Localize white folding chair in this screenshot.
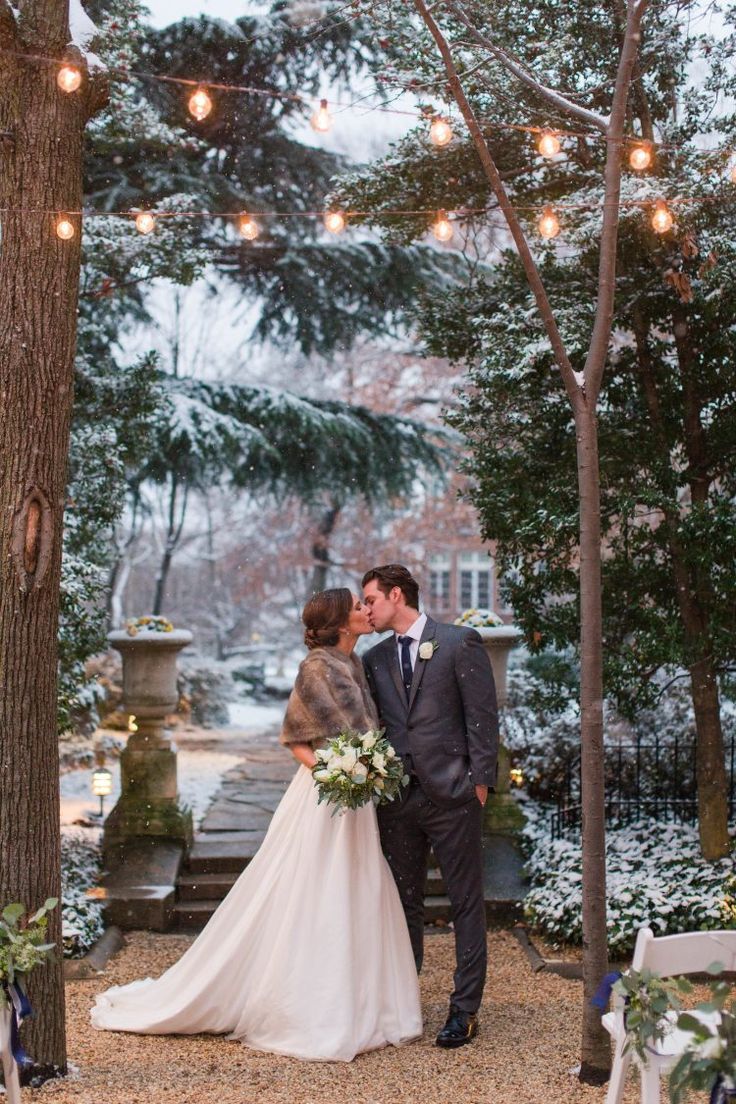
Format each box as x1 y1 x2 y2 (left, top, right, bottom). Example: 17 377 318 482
603 926 736 1104
0 1004 21 1104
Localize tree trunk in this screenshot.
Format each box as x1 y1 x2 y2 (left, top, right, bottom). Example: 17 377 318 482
309 502 341 597
575 403 611 1080
0 4 87 1074
632 309 730 859
152 474 188 615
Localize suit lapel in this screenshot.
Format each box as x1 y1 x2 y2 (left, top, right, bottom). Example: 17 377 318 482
408 616 437 713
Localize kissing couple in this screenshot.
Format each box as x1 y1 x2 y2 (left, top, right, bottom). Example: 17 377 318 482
92 563 499 1062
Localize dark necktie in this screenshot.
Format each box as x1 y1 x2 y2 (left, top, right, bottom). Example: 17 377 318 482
397 635 413 701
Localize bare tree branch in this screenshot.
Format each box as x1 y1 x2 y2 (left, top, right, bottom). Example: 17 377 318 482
443 0 610 133
583 0 649 403
412 0 584 407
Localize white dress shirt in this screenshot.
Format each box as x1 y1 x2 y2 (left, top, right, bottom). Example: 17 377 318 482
394 612 428 672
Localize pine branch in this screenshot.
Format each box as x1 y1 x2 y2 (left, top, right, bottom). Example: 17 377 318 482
442 1 610 133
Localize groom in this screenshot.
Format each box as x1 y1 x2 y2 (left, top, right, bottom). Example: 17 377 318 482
362 563 498 1049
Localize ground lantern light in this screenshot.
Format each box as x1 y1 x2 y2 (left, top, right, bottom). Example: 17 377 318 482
92 767 113 818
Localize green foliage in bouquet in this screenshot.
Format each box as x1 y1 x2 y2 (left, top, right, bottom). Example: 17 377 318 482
0 899 58 1003
311 730 409 814
670 981 736 1104
614 967 694 1061
614 964 736 1104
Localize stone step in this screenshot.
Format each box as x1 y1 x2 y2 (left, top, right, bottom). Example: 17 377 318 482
425 868 446 895
424 894 453 923
187 832 265 874
177 871 240 901
174 899 221 931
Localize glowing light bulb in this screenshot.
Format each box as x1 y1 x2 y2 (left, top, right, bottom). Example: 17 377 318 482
430 117 453 147
57 65 82 93
238 212 260 240
188 87 212 121
431 210 453 242
538 205 560 239
629 143 652 171
651 199 673 234
310 99 332 133
135 211 156 235
538 130 561 159
55 216 75 240
324 210 346 234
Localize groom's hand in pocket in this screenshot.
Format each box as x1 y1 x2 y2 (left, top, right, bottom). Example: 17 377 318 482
475 784 488 806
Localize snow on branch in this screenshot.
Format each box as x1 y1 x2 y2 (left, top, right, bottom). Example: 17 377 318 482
0 0 18 50
68 0 103 70
443 1 610 134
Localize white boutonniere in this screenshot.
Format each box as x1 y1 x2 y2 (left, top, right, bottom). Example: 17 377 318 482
419 640 439 661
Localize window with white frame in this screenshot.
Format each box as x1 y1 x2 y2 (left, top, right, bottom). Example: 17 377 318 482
458 551 493 610
428 553 451 610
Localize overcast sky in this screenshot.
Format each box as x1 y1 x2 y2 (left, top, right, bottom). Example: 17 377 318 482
146 0 248 26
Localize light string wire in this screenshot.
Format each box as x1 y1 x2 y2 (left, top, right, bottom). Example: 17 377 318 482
2 43 736 158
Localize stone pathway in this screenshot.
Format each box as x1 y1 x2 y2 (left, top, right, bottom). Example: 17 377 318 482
174 722 527 931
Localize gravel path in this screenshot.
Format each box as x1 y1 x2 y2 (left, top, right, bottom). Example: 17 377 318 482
29 929 632 1104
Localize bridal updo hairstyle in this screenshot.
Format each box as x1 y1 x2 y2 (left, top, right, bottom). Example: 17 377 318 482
303 588 353 650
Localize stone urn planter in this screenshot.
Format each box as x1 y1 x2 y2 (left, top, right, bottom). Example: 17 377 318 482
103 625 193 863
474 624 524 832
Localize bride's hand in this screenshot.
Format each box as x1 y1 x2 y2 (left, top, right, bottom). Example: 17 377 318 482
290 742 318 769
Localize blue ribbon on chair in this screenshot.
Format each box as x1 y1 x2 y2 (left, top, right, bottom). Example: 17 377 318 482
6 979 33 1068
710 1075 736 1104
590 970 623 1010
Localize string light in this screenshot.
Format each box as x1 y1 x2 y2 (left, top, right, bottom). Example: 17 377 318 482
651 199 674 234
431 209 453 242
55 216 75 240
538 205 560 239
629 142 652 171
135 211 156 235
323 210 346 234
310 99 332 133
538 130 561 159
429 116 453 147
238 211 260 240
188 87 213 121
57 65 82 93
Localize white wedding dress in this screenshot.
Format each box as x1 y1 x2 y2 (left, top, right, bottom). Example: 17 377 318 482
91 765 422 1061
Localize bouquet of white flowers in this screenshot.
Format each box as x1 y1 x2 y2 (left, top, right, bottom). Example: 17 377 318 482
311 729 409 814
454 607 504 628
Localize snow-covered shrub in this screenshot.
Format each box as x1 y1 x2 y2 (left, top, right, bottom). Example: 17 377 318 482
521 801 736 955
60 828 104 958
178 663 234 727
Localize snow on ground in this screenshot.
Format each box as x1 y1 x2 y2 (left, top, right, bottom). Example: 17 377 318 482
59 699 286 828
226 700 285 730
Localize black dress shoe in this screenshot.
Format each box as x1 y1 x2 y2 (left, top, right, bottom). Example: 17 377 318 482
435 1005 478 1048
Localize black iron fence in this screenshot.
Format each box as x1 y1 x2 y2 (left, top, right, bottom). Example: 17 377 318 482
550 734 736 839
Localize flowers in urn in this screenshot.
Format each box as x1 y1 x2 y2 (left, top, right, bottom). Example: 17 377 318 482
311 730 409 814
0 899 57 1003
124 615 174 637
454 608 504 628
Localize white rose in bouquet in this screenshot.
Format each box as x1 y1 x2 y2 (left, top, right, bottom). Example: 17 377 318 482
351 762 369 784
361 731 377 750
313 768 333 782
371 751 387 774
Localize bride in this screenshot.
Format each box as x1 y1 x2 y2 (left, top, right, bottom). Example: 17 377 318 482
91 588 422 1062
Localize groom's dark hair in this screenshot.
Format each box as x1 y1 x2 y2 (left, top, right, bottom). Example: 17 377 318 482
362 564 419 610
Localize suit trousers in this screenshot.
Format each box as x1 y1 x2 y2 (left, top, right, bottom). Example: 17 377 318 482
377 780 487 1013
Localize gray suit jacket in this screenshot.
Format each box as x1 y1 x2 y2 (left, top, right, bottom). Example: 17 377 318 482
363 616 499 808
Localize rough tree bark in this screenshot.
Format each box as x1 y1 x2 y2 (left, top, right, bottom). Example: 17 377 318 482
0 0 106 1074
631 308 730 859
411 0 649 1081
309 501 341 596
